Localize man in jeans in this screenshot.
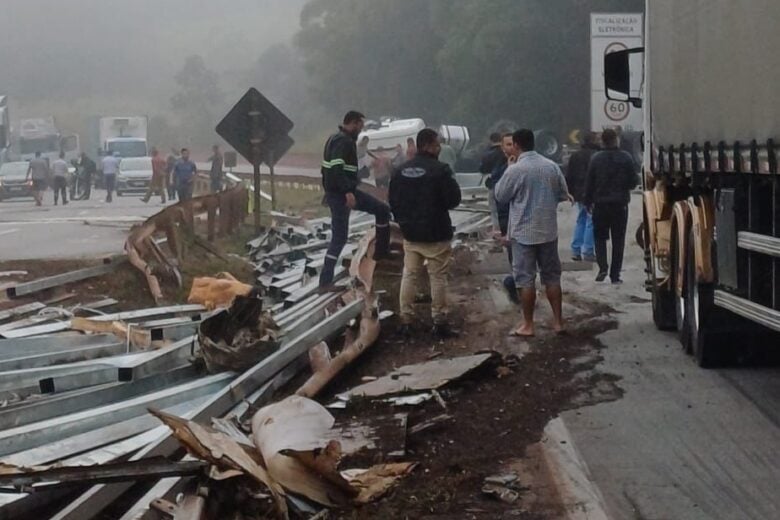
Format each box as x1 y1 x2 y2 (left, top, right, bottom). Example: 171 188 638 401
51 152 69 205
495 129 572 337
101 152 120 203
26 151 49 207
584 128 638 284
173 148 197 202
319 111 390 291
389 128 462 338
565 131 600 261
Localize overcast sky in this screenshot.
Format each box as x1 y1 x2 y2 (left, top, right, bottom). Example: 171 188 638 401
0 0 306 123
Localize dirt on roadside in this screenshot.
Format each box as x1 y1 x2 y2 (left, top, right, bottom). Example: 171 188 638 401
316 261 622 520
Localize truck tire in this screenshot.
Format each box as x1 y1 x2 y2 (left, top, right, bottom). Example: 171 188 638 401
647 222 676 330
685 227 723 367
671 231 691 350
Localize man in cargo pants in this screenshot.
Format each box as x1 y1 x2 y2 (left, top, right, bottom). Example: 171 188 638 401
319 111 391 292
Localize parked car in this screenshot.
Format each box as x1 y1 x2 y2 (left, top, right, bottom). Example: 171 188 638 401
116 156 153 196
0 161 33 201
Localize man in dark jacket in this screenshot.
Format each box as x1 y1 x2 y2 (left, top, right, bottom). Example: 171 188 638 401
77 152 96 200
584 129 639 284
389 128 462 338
565 132 600 261
491 133 518 303
481 132 504 231
320 111 390 290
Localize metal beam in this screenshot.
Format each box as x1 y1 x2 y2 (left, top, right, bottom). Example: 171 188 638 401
0 334 117 360
0 458 207 489
1 305 206 339
118 336 197 382
6 259 126 299
0 302 45 322
0 372 234 456
0 365 198 430
0 342 125 372
49 298 365 520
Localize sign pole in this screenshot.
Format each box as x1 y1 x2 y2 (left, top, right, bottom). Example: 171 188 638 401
249 103 263 234
269 150 277 211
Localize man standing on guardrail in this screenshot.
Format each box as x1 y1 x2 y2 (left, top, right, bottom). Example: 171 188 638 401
319 111 391 292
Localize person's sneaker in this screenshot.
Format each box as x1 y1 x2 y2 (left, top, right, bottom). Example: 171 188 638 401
432 323 460 339
611 278 623 285
503 275 519 304
571 254 582 262
595 271 608 282
583 254 597 262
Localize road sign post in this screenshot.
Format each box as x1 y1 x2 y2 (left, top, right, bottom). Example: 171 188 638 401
216 88 294 233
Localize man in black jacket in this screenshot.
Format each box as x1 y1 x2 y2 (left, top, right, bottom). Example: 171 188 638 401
565 132 600 261
320 111 391 290
584 129 639 284
389 128 462 338
481 132 504 231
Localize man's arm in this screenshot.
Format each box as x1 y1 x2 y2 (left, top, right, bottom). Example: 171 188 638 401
583 155 597 208
441 165 462 210
494 164 518 205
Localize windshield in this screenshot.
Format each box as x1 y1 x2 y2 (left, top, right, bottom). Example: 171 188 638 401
0 162 30 177
108 141 147 158
120 157 152 171
20 136 59 155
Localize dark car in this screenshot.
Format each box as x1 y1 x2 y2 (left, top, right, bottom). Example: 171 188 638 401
0 161 33 201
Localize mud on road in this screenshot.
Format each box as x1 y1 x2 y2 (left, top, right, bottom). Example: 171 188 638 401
317 261 623 520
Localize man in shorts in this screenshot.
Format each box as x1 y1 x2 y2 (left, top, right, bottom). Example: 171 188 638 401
495 129 572 336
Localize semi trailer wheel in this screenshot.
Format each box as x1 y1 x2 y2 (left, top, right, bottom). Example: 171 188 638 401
645 210 676 331
685 227 723 367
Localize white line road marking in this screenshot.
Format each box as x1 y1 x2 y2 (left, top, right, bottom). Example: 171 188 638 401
0 229 19 237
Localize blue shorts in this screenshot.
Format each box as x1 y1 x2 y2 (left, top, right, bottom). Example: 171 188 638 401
512 239 562 288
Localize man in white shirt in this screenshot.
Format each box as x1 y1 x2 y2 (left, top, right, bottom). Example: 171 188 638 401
101 152 120 203
51 152 69 205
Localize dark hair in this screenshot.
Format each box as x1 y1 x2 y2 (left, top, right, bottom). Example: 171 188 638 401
343 110 365 125
489 132 502 144
583 131 598 145
502 132 513 140
59 152 65 159
512 129 535 152
181 148 189 153
601 129 618 147
416 128 439 151
35 151 41 157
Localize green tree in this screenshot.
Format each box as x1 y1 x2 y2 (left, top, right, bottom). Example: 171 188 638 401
170 55 225 148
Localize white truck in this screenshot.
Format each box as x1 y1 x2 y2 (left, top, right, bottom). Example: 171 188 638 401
99 116 148 158
18 116 80 164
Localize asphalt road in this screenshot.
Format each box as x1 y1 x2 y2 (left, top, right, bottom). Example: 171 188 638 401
556 197 780 520
0 189 164 260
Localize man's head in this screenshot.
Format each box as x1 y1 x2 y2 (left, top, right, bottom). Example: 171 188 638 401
59 152 65 159
583 131 598 147
212 144 220 154
416 128 441 158
601 129 618 148
181 148 190 160
81 151 87 159
501 133 514 158
489 132 502 146
341 110 365 137
151 147 159 157
35 151 41 158
406 137 415 147
512 129 535 155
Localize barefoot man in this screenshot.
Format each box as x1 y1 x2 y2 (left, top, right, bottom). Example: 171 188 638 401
495 129 572 336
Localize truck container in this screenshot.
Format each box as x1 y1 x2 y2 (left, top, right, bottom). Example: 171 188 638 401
98 116 148 158
605 0 780 366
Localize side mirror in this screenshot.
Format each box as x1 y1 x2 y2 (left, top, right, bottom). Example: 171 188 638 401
604 47 644 108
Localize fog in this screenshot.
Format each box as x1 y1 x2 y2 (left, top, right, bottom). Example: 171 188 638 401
0 0 307 149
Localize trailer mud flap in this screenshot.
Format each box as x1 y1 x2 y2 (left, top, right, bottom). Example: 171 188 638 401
715 189 738 290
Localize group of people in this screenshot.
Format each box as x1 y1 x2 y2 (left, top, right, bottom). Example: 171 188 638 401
23 145 224 207
319 111 637 338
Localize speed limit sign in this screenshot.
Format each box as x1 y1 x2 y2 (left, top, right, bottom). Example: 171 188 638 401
604 100 630 122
